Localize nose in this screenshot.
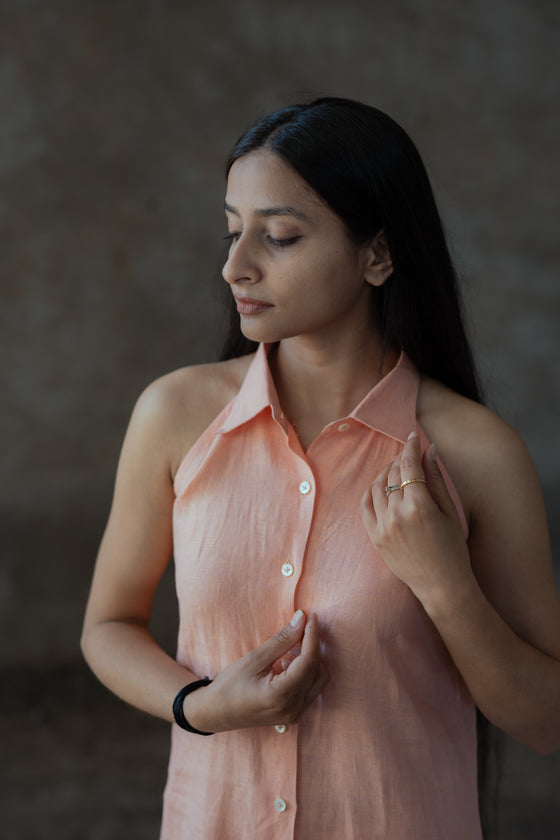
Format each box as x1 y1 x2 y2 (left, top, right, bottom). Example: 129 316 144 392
222 235 261 286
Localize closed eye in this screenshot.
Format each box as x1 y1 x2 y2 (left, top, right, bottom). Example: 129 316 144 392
265 235 301 248
223 233 301 249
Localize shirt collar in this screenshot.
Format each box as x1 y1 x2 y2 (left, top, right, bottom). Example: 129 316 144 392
349 350 418 443
217 343 284 434
216 343 418 444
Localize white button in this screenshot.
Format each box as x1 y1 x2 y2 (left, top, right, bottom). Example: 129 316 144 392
338 422 350 431
299 480 311 495
274 798 287 813
281 563 294 577
275 724 287 733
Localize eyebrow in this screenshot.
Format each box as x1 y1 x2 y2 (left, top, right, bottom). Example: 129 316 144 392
224 201 310 222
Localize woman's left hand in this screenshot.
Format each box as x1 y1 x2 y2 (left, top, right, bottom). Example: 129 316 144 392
360 431 475 610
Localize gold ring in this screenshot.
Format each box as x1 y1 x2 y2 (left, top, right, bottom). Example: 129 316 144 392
400 478 426 490
385 484 402 497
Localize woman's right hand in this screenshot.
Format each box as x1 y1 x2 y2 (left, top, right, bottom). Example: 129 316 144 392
183 610 330 733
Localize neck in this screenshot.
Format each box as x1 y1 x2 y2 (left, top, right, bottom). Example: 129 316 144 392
268 328 399 446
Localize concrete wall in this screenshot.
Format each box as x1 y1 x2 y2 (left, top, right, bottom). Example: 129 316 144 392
1 0 559 834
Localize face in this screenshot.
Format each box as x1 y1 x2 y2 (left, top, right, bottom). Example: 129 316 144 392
223 150 387 347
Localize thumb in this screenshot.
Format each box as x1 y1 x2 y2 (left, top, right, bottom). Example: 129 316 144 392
251 610 306 673
422 444 458 519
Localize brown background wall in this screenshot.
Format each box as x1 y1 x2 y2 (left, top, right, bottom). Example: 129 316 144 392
2 0 559 837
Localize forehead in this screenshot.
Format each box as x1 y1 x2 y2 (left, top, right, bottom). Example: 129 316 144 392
225 150 324 213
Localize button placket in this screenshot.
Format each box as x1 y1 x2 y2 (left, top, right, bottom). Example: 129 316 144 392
280 473 314 582
267 457 312 833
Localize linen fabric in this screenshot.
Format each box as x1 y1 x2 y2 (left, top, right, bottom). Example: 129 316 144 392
160 344 482 840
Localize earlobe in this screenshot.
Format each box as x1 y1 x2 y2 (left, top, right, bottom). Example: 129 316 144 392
366 257 393 287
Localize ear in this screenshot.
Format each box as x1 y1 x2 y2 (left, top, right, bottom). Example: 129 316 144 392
364 229 393 287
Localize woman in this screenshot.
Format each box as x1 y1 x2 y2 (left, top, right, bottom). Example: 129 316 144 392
81 98 560 839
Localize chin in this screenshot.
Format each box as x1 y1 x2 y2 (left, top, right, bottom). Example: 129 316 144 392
239 320 286 345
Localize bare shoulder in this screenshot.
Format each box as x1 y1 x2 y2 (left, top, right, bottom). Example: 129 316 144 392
418 378 559 658
417 377 537 521
132 354 255 477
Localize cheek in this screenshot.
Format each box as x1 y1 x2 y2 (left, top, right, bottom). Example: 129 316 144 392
315 266 364 309
273 245 362 311
316 244 362 284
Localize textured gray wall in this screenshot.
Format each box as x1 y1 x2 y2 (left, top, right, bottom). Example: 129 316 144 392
2 0 560 667
1 0 559 835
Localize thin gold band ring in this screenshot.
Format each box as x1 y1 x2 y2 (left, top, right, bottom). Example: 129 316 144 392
400 478 427 490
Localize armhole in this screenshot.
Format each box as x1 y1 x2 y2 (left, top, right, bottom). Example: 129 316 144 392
173 398 235 496
172 353 257 497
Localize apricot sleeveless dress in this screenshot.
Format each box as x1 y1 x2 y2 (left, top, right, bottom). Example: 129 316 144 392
160 344 482 840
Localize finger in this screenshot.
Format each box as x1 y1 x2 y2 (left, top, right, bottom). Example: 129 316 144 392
302 660 330 708
278 644 301 672
299 621 330 701
275 616 329 720
422 443 460 520
251 610 306 674
284 613 321 682
360 481 377 527
272 645 299 674
385 457 402 505
271 655 294 675
299 612 320 660
370 462 392 514
271 659 285 676
277 659 330 724
399 430 427 495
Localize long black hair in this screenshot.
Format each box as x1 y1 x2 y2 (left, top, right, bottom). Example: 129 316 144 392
219 97 500 835
220 96 482 405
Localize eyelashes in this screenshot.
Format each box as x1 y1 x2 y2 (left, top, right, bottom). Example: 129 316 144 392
223 233 301 249
267 236 301 248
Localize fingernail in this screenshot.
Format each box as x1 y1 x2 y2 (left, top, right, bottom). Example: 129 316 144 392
290 609 304 627
429 443 437 460
408 430 417 440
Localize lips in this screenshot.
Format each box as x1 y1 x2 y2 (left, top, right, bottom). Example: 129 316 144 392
233 295 274 315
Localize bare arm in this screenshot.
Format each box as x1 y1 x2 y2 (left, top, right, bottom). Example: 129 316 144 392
361 426 560 754
81 371 328 731
81 377 196 721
